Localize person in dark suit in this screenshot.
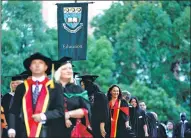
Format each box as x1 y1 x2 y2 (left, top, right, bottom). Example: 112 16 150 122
174 112 190 138
78 74 110 138
1 72 30 138
8 52 64 138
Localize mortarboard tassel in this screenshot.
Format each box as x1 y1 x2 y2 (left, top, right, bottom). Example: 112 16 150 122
50 63 55 89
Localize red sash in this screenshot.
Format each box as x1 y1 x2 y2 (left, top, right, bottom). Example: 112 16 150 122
109 100 121 137
109 100 129 137
22 78 50 137
120 107 129 116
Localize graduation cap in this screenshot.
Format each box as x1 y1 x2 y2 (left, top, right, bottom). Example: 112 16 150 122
12 70 31 81
23 52 52 75
77 75 99 82
73 72 79 77
53 56 73 71
1 71 31 81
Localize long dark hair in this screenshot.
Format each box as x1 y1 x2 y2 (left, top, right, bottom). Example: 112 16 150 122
81 80 101 96
107 84 122 101
129 96 140 109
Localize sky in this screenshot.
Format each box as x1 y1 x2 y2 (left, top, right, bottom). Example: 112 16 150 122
42 1 115 34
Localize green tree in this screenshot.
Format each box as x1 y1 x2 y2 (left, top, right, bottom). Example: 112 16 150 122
91 2 133 46
74 36 116 92
1 1 57 94
91 1 190 100
128 81 190 121
91 1 190 120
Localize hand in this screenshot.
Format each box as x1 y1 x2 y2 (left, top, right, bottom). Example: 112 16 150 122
100 127 106 138
111 118 114 122
125 121 131 129
65 112 70 120
65 119 72 128
145 132 149 137
32 114 41 122
126 125 131 129
8 132 15 138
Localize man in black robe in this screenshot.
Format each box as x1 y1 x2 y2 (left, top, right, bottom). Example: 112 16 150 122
150 112 167 138
174 112 190 138
8 52 64 138
139 101 158 138
78 75 110 138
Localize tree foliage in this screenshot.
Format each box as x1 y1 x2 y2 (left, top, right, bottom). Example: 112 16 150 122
128 81 190 121
74 36 116 92
1 1 58 94
91 1 190 120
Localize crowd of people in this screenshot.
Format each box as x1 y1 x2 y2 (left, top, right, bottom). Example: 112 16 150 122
1 52 191 138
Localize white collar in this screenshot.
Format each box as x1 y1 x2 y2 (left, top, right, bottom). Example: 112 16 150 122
9 92 15 96
180 120 188 123
32 76 45 82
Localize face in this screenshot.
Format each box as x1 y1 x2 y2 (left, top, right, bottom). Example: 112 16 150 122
81 81 85 89
123 94 131 101
29 59 48 75
130 98 137 108
181 115 186 121
167 122 173 130
139 102 146 111
60 63 73 80
110 86 120 99
11 81 22 91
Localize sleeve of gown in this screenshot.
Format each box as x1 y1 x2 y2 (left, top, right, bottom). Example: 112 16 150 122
9 84 25 130
159 124 167 138
173 123 179 137
98 93 109 123
1 95 7 109
141 109 147 125
44 83 64 120
121 99 129 121
79 97 91 117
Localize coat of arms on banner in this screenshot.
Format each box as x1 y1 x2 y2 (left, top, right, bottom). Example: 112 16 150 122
63 7 83 33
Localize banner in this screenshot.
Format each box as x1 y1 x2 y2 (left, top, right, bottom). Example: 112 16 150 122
57 3 88 60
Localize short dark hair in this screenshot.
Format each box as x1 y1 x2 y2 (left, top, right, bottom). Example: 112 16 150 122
107 84 122 101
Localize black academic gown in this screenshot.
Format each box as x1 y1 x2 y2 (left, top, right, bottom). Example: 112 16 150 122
49 83 91 138
155 121 167 138
1 93 22 138
129 107 147 138
8 80 64 138
91 92 110 138
145 112 157 138
109 99 134 138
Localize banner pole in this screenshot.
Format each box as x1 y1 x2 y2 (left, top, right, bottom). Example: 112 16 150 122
55 2 94 5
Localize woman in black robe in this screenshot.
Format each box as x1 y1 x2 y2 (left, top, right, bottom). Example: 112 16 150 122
1 72 29 138
49 57 92 138
107 84 133 138
129 97 149 138
78 75 110 138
